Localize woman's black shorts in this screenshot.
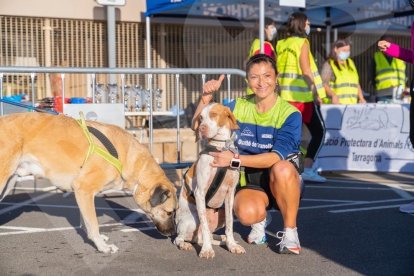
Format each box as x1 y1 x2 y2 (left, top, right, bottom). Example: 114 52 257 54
235 167 304 210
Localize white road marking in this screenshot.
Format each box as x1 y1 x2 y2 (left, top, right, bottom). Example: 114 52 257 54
327 177 414 186
0 193 55 215
299 198 411 210
0 225 80 235
0 225 46 231
0 221 145 236
123 211 146 222
302 198 368 203
121 226 156 232
329 204 404 213
306 185 391 191
0 202 143 212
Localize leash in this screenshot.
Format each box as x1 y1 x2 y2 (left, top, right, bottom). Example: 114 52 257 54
0 98 59 115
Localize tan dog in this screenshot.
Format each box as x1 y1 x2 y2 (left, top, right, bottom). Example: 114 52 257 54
0 112 177 253
174 103 245 258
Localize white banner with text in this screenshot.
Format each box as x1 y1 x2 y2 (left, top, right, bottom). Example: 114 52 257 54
315 104 414 172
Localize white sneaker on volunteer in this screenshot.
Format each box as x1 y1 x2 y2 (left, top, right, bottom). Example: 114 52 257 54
301 168 326 183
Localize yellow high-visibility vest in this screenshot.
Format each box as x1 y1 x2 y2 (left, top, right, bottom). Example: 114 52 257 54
328 58 359 104
276 36 326 102
374 51 406 91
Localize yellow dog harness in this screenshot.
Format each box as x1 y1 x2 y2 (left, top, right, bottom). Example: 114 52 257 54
77 113 123 174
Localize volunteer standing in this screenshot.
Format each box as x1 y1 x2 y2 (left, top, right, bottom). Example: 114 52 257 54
276 12 327 182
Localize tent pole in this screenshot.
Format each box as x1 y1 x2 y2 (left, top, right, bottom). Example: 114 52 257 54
146 16 152 70
260 0 264 53
325 7 331 57
107 5 116 85
326 25 331 56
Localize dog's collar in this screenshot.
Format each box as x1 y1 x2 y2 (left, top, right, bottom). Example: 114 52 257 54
207 133 238 153
207 138 227 148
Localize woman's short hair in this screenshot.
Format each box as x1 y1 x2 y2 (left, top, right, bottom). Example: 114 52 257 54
246 53 277 75
286 12 308 37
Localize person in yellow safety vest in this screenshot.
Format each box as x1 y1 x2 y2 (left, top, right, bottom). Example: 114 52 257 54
321 39 367 104
246 17 277 95
276 12 327 183
371 35 407 103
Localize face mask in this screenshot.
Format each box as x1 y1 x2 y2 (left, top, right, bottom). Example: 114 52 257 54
267 25 277 41
305 25 311 36
338 51 350 60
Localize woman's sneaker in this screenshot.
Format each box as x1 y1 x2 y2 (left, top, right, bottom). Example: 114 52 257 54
247 212 272 245
399 202 414 214
276 227 301 255
301 168 326 183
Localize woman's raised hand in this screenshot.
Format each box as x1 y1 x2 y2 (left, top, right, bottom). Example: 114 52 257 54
377 40 390 52
203 74 225 95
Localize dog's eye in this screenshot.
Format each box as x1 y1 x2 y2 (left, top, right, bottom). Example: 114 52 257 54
166 211 173 216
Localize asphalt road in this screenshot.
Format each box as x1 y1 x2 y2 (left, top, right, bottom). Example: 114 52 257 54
1 172 413 275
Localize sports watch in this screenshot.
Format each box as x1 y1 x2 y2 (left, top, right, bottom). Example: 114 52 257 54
230 153 241 169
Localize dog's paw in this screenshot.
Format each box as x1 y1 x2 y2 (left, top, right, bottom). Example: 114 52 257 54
174 237 194 251
228 243 246 254
177 241 194 251
94 238 119 254
199 247 215 259
98 243 119 254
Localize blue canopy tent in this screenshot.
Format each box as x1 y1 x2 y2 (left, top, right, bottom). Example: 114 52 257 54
146 0 414 29
145 0 414 66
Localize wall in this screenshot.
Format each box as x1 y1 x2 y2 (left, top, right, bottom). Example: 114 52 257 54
1 0 146 22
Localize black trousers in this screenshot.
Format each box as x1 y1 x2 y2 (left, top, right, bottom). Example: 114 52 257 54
305 103 326 161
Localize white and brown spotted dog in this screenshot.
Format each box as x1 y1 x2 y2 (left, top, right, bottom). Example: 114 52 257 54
174 103 245 259
0 112 177 253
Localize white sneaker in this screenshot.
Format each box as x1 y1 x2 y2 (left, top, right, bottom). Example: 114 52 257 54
277 227 301 255
399 202 414 214
247 212 272 245
301 168 326 183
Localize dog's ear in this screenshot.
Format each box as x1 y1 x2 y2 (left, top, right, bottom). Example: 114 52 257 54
224 106 239 130
192 114 201 142
149 186 170 207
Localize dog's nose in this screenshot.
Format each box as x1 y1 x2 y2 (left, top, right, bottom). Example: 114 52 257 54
199 124 208 137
